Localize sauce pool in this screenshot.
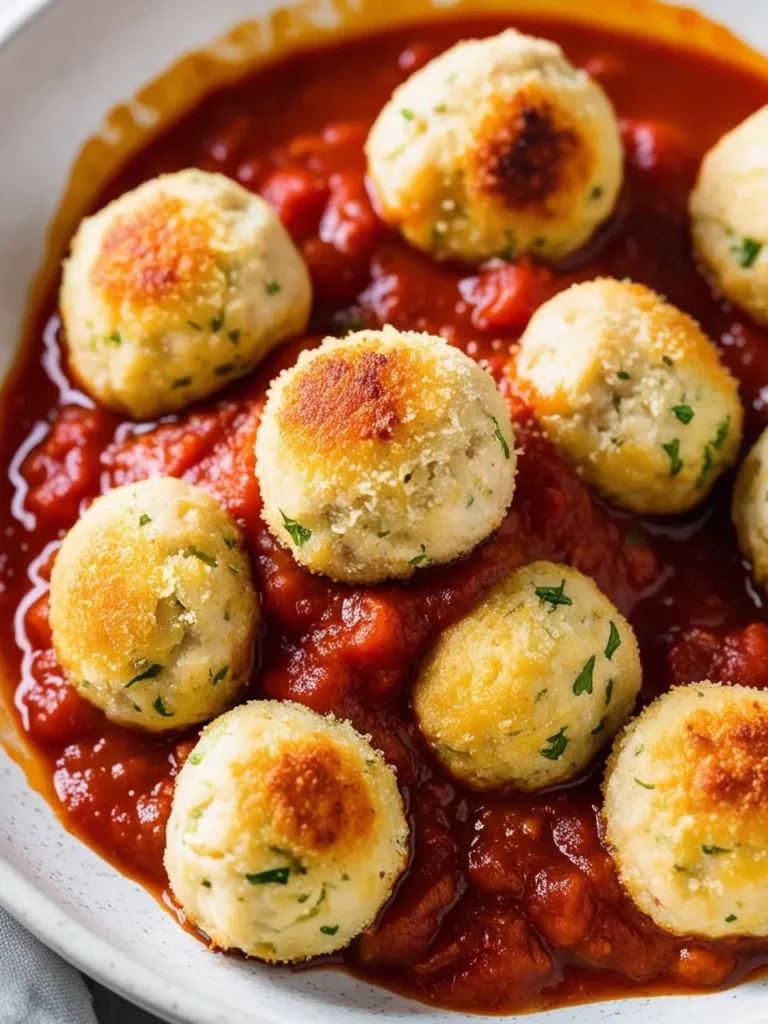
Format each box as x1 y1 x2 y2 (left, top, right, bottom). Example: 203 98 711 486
3 13 768 1013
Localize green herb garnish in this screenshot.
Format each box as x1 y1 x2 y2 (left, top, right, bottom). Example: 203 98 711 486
590 185 603 200
245 867 290 885
201 879 212 888
634 778 655 790
732 237 762 268
153 696 174 717
214 362 235 376
492 417 511 459
108 331 122 345
573 655 596 696
702 844 731 856
725 913 738 923
172 377 192 389
185 546 218 568
617 370 631 381
541 726 569 761
280 510 311 546
187 320 203 331
211 313 224 332
320 925 339 935
228 329 240 344
210 666 229 685
400 108 416 121
605 622 621 661
534 579 572 612
662 438 683 476
672 404 694 425
264 279 281 295
125 663 163 688
605 679 614 705
138 513 151 526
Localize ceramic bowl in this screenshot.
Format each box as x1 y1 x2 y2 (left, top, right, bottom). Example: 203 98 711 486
1 1 767 1021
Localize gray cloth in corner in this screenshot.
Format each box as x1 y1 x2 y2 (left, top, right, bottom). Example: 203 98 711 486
0 905 97 1024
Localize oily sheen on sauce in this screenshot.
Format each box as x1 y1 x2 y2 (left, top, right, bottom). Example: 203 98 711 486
3 14 768 1014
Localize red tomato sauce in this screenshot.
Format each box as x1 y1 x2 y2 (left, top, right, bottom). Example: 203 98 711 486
3 14 768 1014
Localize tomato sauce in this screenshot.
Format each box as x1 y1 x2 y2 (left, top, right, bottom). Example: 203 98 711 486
4 14 768 1014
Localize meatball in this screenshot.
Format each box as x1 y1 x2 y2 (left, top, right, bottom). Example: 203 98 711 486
255 326 516 584
60 169 311 419
164 700 409 962
516 278 743 514
365 29 622 264
603 682 768 938
732 425 768 591
49 477 259 732
412 561 641 791
690 106 768 327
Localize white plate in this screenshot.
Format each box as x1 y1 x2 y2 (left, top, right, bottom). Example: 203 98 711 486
1 1 768 1022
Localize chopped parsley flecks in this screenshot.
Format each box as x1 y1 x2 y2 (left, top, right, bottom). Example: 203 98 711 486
125 663 163 688
672 404 694 425
228 329 241 345
540 726 569 761
634 778 655 790
172 377 192 389
153 696 174 718
224 538 236 549
201 879 212 888
696 417 731 489
297 893 310 903
714 417 731 450
605 678 614 706
409 545 427 567
210 312 225 332
214 362 235 377
188 752 203 766
590 185 603 200
210 665 229 685
399 108 416 121
246 867 291 885
466 495 475 508
185 546 218 568
320 925 339 935
591 717 606 736
108 331 122 345
280 510 312 547
702 844 731 856
264 279 282 296
187 320 203 331
491 417 511 459
732 237 762 269
535 688 549 703
434 103 447 114
534 579 572 612
573 655 596 696
605 621 621 661
662 438 683 477
228 564 242 576
138 513 152 526
617 370 631 381
662 355 674 367
725 913 738 923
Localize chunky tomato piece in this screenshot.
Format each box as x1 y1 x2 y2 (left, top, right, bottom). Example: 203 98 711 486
459 258 555 333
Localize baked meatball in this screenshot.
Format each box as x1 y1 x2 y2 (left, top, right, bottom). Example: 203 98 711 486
690 106 768 326
412 561 641 791
516 278 743 514
365 28 622 264
732 425 768 591
164 700 408 962
49 477 259 732
60 169 311 419
603 682 768 938
255 326 516 584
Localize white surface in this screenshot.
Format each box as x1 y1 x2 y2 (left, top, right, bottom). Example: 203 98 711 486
1 1 768 1023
